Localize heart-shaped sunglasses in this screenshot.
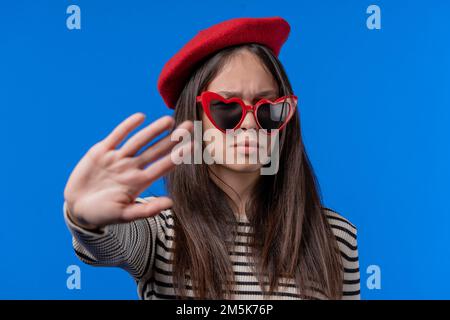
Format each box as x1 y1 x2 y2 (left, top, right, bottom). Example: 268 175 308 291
196 91 298 134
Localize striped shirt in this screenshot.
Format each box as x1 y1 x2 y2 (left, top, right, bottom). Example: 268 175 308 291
64 197 360 300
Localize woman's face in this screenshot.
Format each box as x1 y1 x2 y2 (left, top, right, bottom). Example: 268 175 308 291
202 49 279 173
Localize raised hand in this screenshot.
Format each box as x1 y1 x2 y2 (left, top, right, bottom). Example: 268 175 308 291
63 113 193 229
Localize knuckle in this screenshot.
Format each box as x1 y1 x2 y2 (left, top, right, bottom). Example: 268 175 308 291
96 149 117 167
89 141 106 154
161 116 174 127
118 170 145 188
110 157 133 171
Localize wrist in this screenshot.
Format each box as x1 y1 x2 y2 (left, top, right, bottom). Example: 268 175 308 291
66 202 102 232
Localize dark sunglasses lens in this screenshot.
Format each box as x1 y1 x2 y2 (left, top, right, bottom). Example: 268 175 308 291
209 99 242 130
257 101 291 131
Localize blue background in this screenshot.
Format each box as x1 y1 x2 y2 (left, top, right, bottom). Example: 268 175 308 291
1 0 449 299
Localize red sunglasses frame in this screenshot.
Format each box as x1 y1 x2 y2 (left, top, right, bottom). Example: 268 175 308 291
195 91 298 134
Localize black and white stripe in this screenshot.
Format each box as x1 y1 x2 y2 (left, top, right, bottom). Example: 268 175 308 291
64 199 360 300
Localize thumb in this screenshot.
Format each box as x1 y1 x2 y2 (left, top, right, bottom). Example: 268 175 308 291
121 196 173 221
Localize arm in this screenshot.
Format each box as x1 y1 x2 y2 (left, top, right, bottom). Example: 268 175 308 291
324 209 361 300
61 113 192 280
340 230 361 300
64 197 159 280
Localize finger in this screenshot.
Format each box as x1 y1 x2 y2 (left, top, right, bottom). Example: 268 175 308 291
135 120 194 168
121 196 173 221
119 115 175 157
142 139 194 183
102 113 146 150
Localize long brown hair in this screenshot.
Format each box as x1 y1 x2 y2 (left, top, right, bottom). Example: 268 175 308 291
165 43 343 299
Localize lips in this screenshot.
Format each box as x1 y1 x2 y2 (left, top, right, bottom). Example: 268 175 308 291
233 141 260 148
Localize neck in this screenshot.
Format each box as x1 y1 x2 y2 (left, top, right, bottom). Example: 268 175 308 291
208 164 260 217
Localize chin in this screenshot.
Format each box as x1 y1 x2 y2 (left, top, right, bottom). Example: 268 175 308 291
220 163 263 173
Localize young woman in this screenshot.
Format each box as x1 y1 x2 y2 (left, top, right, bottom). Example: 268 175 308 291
63 17 360 300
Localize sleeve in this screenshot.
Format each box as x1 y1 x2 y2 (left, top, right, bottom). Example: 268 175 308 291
63 198 160 281
338 227 361 300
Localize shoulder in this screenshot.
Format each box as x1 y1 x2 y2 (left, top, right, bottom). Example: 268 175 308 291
322 207 359 257
323 207 360 298
322 207 357 237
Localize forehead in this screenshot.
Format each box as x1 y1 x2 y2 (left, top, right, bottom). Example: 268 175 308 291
206 50 278 95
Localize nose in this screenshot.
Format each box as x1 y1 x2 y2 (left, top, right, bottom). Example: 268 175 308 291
239 107 258 131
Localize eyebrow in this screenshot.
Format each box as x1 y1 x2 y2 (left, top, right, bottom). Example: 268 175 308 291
216 90 278 99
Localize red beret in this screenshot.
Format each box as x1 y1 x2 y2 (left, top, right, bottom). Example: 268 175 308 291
157 16 291 109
